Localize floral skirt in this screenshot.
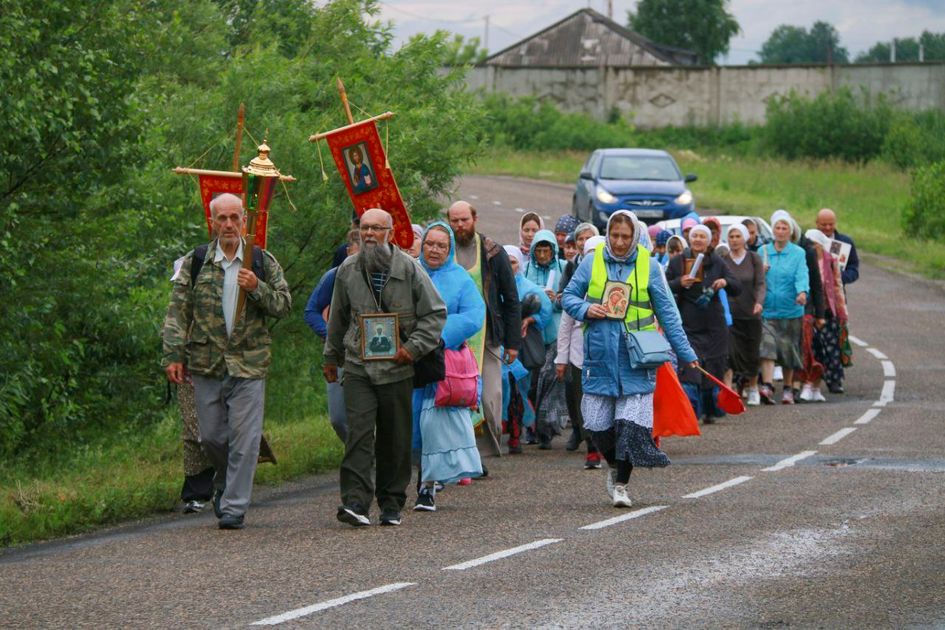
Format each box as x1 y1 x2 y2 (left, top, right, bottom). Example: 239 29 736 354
581 393 669 468
813 318 846 388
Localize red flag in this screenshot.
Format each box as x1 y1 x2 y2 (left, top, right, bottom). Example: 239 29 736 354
695 365 747 415
197 173 270 249
323 120 413 249
653 362 701 438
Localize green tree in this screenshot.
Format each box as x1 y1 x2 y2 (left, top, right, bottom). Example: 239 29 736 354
627 0 740 65
758 21 849 64
855 31 945 63
440 34 489 66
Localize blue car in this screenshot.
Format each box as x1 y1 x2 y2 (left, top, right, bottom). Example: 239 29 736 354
572 148 697 229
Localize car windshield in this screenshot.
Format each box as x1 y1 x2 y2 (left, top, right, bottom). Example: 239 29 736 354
599 156 680 181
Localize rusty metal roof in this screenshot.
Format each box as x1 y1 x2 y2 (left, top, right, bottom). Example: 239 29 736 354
483 8 697 68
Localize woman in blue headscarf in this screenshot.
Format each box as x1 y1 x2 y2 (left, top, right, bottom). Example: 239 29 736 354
412 222 486 513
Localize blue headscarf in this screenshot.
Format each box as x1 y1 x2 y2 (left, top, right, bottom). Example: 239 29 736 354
419 221 485 350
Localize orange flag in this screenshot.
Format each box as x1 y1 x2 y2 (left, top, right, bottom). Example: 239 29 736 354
653 362 700 438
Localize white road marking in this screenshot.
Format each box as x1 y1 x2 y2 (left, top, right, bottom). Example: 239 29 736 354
579 505 668 530
682 476 753 499
848 335 869 348
513 207 526 213
867 347 888 360
763 450 817 472
881 360 896 377
469 194 478 200
251 582 415 626
854 409 882 425
492 200 502 206
442 538 562 571
542 215 551 220
873 380 896 407
820 427 857 445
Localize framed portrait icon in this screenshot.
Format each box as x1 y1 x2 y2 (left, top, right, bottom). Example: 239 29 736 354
602 281 631 320
361 313 400 361
343 141 379 195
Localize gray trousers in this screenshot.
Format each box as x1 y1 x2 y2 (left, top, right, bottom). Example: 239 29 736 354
192 374 265 518
476 343 504 456
326 367 348 443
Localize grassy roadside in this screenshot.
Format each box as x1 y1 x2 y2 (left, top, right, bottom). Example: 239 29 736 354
0 334 341 548
468 148 945 278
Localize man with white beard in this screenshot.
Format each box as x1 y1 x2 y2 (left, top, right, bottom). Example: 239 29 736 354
324 208 446 527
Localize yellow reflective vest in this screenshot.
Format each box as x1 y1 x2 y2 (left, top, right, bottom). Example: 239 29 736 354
586 244 656 332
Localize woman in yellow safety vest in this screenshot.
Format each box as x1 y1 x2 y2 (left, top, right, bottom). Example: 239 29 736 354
562 211 698 509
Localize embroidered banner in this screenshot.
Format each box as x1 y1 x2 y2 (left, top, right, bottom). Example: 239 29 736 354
323 120 413 249
198 173 270 249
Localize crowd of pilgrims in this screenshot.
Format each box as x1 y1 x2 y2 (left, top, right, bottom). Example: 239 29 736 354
304 204 857 512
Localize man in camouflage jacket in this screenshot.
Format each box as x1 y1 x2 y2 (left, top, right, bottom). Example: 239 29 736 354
163 193 291 529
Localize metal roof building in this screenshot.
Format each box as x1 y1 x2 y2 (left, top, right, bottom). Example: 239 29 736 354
482 8 698 68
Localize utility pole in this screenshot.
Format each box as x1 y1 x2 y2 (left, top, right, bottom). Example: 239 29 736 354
891 38 896 63
919 43 925 62
607 0 613 19
484 15 490 52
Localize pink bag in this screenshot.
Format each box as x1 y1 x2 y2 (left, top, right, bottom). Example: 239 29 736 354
434 343 480 409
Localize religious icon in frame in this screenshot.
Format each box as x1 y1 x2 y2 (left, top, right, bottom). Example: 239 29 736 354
343 142 379 195
602 281 631 320
361 313 399 361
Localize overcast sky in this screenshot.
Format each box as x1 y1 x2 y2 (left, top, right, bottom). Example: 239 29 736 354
373 0 945 64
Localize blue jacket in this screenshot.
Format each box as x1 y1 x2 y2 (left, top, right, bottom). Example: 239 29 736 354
419 222 486 350
523 229 565 344
515 273 553 335
303 267 337 340
834 231 859 285
563 246 697 398
761 242 810 319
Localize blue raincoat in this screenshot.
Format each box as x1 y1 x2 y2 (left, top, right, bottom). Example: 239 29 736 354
523 229 566 345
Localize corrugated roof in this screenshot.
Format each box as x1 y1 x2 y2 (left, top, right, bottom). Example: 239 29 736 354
483 8 697 68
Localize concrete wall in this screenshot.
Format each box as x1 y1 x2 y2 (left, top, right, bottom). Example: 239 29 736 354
468 63 945 127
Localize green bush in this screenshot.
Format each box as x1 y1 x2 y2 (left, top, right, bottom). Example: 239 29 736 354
882 110 945 170
902 160 945 240
764 88 893 163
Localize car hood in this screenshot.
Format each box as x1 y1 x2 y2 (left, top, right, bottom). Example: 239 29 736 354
597 179 685 196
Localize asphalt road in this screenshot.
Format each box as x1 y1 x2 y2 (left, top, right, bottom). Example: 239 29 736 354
3 175 945 628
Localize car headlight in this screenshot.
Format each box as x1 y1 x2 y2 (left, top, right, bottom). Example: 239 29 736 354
596 186 617 204
675 190 693 205
598 211 609 224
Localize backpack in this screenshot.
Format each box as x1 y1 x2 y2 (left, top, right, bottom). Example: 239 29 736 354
190 243 266 286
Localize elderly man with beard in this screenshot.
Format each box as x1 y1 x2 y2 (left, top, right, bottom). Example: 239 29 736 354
324 208 446 527
163 193 291 530
447 201 521 457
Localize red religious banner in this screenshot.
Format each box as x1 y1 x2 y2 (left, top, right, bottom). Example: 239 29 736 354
197 173 270 249
322 120 413 249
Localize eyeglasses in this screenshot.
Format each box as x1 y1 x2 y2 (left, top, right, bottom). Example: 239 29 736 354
360 224 391 233
423 241 450 252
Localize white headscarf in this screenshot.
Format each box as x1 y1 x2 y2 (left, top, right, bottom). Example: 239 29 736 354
582 235 606 256
689 225 712 241
770 209 793 229
805 228 831 249
727 223 749 244
603 211 641 262
503 244 525 269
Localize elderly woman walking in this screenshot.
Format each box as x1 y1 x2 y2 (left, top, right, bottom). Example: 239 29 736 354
721 223 766 405
563 211 697 508
412 222 486 512
666 224 741 424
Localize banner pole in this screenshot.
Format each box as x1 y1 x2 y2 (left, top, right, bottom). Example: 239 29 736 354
232 103 245 172
337 77 355 125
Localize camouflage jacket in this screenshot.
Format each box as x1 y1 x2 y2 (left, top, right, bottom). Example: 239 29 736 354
162 240 292 379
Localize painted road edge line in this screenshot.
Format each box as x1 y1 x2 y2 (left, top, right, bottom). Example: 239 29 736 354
820 427 857 445
251 582 416 626
866 347 888 360
579 505 668 531
763 450 818 472
881 360 896 378
854 408 882 425
848 335 869 348
873 380 896 407
682 476 753 499
442 538 562 571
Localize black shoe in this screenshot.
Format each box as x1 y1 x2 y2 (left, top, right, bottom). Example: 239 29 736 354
829 384 844 394
337 504 370 527
480 463 488 477
212 488 224 518
379 510 403 526
414 487 436 512
508 443 523 455
565 430 581 452
703 415 716 425
538 435 552 450
182 499 206 514
218 514 244 530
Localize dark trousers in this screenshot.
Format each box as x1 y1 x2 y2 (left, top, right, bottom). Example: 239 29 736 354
564 364 597 453
340 372 413 514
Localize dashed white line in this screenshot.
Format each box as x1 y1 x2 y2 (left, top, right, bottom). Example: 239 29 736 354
682 476 753 499
867 347 888 360
579 505 668 530
469 194 479 200
848 335 869 348
542 214 551 220
492 200 502 206
873 380 896 407
820 427 857 445
854 408 882 425
881 360 896 377
763 450 817 472
442 538 561 571
251 582 415 626
513 207 526 213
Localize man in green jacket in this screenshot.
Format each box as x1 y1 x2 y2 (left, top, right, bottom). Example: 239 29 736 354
324 208 446 527
163 193 292 530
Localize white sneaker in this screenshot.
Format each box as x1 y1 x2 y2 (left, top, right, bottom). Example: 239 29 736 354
605 467 617 500
773 366 784 382
746 388 761 406
812 388 827 402
612 484 633 508
799 384 814 402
